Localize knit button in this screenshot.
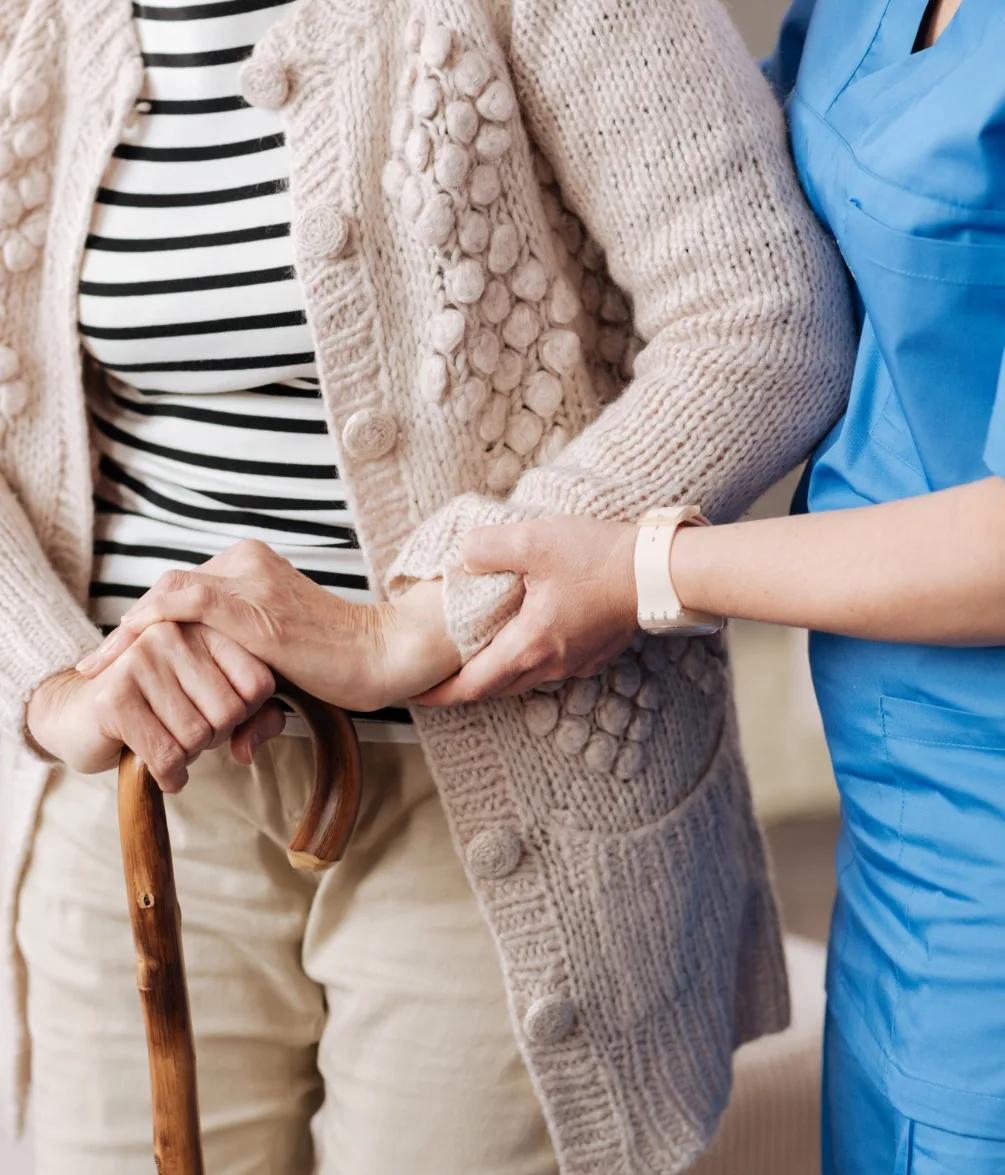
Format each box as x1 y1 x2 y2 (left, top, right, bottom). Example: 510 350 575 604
297 207 351 259
238 57 289 109
524 995 575 1045
341 408 397 462
466 829 522 880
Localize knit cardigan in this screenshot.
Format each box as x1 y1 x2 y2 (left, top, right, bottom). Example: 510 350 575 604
0 1 856 1171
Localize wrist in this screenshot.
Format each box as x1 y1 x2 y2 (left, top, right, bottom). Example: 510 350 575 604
380 582 462 702
611 524 641 629
26 667 80 758
667 524 709 614
634 508 723 635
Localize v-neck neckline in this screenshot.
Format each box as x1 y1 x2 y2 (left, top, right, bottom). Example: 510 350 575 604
824 0 1005 142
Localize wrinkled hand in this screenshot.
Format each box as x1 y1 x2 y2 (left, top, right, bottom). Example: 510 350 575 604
29 623 282 792
415 516 639 705
77 539 462 711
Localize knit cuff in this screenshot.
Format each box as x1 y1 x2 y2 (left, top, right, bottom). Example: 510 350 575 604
387 492 528 662
5 602 102 755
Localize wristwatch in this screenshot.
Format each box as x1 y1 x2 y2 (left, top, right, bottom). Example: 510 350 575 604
634 507 724 635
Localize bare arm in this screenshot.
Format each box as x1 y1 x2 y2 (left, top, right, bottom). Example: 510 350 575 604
417 477 1005 703
672 477 1005 644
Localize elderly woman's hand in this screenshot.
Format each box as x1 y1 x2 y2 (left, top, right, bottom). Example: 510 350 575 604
415 516 639 706
29 623 282 792
76 539 462 711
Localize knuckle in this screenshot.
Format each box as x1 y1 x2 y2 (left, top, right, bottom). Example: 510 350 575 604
233 538 271 568
241 664 275 704
216 697 248 732
152 742 185 776
158 569 190 594
148 621 182 648
123 640 154 674
179 718 212 752
187 582 213 611
523 636 554 670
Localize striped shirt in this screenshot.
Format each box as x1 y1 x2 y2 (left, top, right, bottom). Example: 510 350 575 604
79 0 413 739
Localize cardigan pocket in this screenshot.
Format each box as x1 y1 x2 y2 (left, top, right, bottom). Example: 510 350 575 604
545 726 764 1136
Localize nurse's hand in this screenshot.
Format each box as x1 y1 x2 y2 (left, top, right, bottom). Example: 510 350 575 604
416 517 639 704
75 540 462 711
27 624 283 792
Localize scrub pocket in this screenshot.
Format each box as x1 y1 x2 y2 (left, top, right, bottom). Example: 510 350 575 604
907 1121 1005 1174
824 1010 1005 1175
837 201 1005 489
879 695 1005 1110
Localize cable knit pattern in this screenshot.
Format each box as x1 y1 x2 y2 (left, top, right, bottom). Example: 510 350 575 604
0 1 856 1171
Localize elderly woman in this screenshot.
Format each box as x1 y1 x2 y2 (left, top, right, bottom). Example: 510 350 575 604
1 1 852 1173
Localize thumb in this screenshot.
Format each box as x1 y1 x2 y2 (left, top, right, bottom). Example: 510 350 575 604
462 522 537 576
230 700 286 765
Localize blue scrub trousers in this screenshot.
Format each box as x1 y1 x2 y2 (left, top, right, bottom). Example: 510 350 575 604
823 1015 1005 1175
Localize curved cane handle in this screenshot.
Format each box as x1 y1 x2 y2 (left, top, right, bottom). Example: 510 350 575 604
273 676 363 871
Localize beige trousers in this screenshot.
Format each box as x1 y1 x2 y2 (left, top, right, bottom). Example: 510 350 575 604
17 737 557 1175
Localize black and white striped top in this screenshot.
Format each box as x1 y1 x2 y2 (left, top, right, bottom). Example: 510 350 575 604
79 0 413 739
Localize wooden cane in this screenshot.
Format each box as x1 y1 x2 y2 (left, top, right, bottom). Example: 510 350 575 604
117 678 363 1175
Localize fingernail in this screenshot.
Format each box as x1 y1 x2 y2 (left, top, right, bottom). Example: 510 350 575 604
247 735 261 761
75 651 101 674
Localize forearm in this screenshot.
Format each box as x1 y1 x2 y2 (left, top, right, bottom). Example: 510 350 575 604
671 478 1005 644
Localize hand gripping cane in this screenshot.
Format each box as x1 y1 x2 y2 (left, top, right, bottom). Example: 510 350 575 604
116 678 363 1175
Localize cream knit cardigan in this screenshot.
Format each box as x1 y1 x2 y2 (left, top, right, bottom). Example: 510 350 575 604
0 1 855 1171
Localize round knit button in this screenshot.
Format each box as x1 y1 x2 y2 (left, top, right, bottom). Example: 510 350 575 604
341 408 398 462
466 829 522 880
238 57 290 109
524 995 576 1045
297 207 351 259
0 345 20 383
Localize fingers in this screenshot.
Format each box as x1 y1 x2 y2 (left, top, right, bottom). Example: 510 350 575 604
414 616 552 705
94 674 192 793
164 629 255 751
129 632 216 779
230 701 286 766
121 573 220 632
195 625 276 710
76 571 223 678
76 624 140 676
93 623 279 792
462 521 541 576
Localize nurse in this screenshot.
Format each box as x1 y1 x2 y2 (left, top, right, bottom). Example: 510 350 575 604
405 0 1005 1170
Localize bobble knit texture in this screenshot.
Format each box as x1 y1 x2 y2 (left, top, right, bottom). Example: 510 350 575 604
0 1 857 1172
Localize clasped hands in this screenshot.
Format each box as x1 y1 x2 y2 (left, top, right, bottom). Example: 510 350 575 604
28 518 638 791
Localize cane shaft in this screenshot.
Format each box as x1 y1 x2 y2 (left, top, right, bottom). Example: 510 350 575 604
118 749 204 1175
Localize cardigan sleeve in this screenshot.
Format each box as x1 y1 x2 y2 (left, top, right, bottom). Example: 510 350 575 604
0 476 103 750
0 2 101 748
388 0 856 661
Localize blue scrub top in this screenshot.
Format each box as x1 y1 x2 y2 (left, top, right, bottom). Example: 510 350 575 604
771 0 1005 1137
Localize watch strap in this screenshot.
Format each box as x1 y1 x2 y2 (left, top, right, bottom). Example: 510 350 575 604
634 507 724 635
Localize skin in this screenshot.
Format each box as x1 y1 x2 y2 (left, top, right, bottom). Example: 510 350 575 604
40 539 460 790
28 623 282 792
36 0 973 789
917 0 964 49
66 475 1005 723
415 476 1005 705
